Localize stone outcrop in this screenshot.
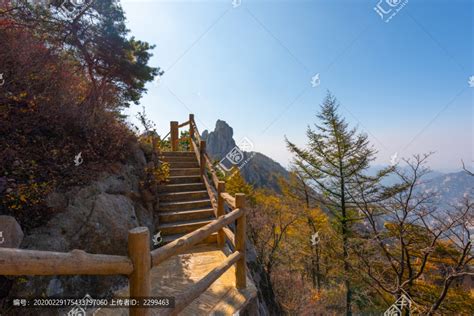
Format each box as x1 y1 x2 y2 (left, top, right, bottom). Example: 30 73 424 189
0 215 24 249
202 120 289 192
6 145 154 307
201 119 236 159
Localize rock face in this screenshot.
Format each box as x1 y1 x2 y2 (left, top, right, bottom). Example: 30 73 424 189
0 215 24 248
202 119 236 159
6 145 154 307
202 120 289 192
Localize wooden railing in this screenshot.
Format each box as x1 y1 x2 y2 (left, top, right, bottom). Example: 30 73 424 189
165 113 247 286
0 114 248 316
185 115 244 254
153 114 248 314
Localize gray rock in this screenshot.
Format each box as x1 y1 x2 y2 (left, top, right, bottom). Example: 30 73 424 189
201 120 237 160
202 119 290 192
46 278 63 297
129 143 147 167
0 215 24 248
45 192 68 211
10 160 153 301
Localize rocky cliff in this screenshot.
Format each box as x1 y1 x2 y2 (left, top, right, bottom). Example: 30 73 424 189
2 144 153 315
202 120 289 192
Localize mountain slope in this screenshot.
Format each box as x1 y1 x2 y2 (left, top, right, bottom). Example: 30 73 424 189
201 120 289 192
416 171 474 207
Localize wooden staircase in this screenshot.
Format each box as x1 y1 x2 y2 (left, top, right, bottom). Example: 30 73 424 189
0 114 257 316
158 151 217 244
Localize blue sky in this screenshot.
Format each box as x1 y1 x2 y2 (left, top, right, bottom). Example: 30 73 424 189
121 0 473 172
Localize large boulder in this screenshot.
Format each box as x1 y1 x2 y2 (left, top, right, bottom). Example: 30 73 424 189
0 215 24 248
8 147 153 305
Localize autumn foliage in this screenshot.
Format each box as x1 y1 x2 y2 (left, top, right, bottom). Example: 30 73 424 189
0 1 157 230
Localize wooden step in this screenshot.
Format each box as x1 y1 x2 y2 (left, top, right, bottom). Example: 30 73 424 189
158 218 214 235
158 183 206 193
161 232 218 245
165 161 199 168
160 199 212 212
158 208 215 223
168 175 202 184
160 156 197 163
170 168 200 176
161 151 195 157
159 190 209 202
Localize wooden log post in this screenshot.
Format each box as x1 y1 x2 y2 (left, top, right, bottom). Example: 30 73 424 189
235 193 247 289
170 121 179 151
217 181 226 247
128 227 151 316
189 114 195 152
199 140 206 180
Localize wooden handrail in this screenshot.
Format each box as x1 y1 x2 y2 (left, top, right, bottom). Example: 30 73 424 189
221 192 236 209
151 208 244 266
234 193 246 288
191 137 201 164
204 155 220 188
190 119 202 143
0 248 133 276
222 227 236 248
202 173 218 211
187 114 247 290
177 120 190 128
160 251 243 316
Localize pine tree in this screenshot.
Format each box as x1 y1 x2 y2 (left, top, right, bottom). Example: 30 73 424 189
286 91 382 315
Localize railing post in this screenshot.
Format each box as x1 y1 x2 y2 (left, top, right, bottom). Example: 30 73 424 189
189 114 195 152
128 227 151 316
200 140 206 179
235 193 246 289
217 181 226 247
170 121 179 151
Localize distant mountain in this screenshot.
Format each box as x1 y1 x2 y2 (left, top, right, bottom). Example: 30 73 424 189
368 165 445 185
370 166 473 207
416 171 474 207
201 120 289 192
202 121 473 202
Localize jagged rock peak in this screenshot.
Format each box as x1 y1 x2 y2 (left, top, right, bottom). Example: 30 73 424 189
201 119 236 160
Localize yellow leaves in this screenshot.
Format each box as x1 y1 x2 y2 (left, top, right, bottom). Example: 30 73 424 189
153 162 170 183
3 181 52 211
